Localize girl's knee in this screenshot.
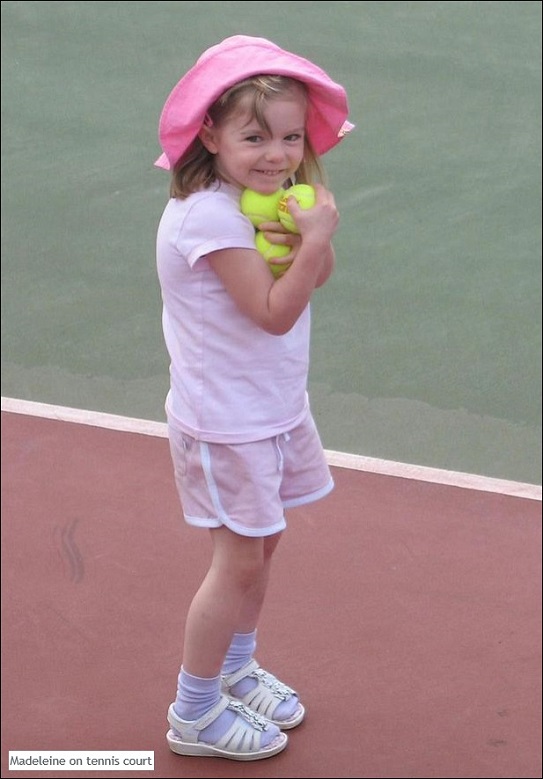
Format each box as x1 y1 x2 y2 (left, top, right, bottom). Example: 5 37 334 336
228 556 266 590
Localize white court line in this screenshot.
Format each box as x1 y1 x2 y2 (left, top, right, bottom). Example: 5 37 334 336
2 396 541 502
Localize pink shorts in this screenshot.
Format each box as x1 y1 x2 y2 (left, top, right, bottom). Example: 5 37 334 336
168 411 334 537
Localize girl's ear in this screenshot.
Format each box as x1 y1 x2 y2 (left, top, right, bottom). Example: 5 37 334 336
198 125 218 154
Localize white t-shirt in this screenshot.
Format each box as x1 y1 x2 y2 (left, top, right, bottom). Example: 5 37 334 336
156 181 311 443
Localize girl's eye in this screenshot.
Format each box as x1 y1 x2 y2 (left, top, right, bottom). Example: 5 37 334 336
245 135 263 143
285 133 303 142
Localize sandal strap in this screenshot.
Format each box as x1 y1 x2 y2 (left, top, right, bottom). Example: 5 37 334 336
222 659 261 687
226 699 269 731
193 695 231 731
250 668 296 701
168 695 230 738
223 659 296 701
168 695 269 734
216 707 265 753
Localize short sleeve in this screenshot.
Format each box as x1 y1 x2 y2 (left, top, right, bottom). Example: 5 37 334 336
175 190 257 267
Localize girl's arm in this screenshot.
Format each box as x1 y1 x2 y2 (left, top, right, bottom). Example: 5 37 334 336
314 243 335 288
207 184 338 335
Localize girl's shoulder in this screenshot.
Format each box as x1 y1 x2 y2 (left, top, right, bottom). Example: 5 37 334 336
192 181 241 206
160 182 254 248
165 182 241 219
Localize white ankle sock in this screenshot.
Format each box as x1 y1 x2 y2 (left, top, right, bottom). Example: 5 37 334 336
221 630 257 674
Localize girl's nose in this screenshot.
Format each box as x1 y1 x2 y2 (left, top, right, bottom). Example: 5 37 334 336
264 142 284 162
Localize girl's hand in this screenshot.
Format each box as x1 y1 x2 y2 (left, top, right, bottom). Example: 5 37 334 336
284 184 339 244
260 185 337 285
253 220 301 272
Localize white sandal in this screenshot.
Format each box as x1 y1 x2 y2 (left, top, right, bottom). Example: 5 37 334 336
222 659 305 730
166 694 288 761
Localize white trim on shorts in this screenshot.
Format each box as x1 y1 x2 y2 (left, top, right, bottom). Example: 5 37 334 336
199 444 336 518
189 442 334 533
282 478 334 509
185 440 287 537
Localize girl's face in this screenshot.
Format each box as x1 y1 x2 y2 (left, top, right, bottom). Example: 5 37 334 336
199 94 306 194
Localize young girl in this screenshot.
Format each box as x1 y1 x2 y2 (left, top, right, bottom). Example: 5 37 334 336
155 35 353 761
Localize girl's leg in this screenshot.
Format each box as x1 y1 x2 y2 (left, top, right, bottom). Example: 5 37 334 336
181 526 274 677
233 531 282 634
221 532 281 673
220 531 303 727
170 526 284 753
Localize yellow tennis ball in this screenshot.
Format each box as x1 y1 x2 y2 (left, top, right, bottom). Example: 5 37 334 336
277 184 316 233
255 231 292 278
240 188 285 227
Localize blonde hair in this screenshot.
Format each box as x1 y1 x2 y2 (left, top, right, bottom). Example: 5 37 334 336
170 75 325 199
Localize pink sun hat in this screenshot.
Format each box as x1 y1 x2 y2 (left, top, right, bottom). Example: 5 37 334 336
155 35 354 170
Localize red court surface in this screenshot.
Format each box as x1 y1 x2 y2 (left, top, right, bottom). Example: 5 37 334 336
1 410 541 778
